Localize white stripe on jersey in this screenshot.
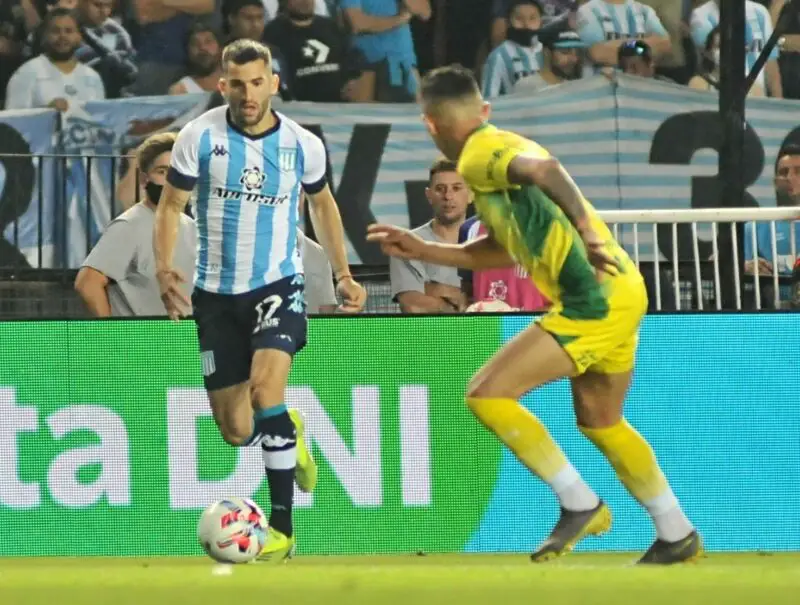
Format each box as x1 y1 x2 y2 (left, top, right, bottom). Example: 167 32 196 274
169 106 328 295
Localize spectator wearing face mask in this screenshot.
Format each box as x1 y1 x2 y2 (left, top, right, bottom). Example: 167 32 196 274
489 0 576 48
771 0 800 100
690 0 781 98
516 25 585 92
687 26 765 97
75 133 196 317
482 0 544 98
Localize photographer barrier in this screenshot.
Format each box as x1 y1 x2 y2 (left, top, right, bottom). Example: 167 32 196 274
0 314 797 556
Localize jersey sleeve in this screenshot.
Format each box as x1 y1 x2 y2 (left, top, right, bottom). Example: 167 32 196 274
167 121 202 191
642 5 668 37
459 130 548 191
576 6 605 46
299 129 328 194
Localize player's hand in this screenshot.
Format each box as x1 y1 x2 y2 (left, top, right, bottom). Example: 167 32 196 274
156 268 191 321
336 276 367 313
744 258 773 276
367 224 429 261
48 98 69 112
580 228 620 276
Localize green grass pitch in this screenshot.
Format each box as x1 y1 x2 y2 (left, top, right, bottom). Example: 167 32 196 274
1 554 798 605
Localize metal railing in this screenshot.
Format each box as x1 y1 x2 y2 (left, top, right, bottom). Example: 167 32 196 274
603 208 800 311
1 149 798 316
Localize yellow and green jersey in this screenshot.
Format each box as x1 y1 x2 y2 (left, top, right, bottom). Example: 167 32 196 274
457 123 642 319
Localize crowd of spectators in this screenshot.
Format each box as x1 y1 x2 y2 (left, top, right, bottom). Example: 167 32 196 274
1 0 798 111
1 0 798 315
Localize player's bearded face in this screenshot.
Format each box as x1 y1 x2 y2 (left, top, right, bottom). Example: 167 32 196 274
223 61 278 127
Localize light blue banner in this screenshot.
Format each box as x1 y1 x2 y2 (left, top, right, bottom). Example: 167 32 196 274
59 94 212 267
467 313 800 553
0 109 58 268
2 78 799 265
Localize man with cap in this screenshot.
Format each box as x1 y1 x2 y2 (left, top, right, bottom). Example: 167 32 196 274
515 26 585 93
617 39 674 82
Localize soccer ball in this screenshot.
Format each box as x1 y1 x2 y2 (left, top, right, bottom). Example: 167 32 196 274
197 497 268 564
465 299 517 313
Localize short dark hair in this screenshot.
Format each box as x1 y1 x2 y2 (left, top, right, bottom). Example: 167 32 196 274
137 132 177 174
222 0 263 18
420 65 481 107
429 158 458 182
508 0 543 19
42 7 78 31
775 144 800 173
186 19 220 54
221 39 271 71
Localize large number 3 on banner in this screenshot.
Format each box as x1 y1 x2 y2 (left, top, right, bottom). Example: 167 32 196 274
649 111 800 263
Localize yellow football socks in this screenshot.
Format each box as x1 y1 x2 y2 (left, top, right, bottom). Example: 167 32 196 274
581 419 693 542
467 397 599 511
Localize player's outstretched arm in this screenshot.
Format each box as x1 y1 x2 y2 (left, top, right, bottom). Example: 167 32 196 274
154 182 192 320
367 224 513 270
305 185 367 312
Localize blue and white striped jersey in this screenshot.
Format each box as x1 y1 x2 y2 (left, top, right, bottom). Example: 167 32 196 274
481 40 543 98
168 107 328 295
577 0 667 45
690 0 778 93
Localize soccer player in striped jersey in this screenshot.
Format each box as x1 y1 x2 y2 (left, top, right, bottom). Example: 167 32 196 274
482 0 545 98
368 65 702 565
690 0 782 98
154 39 367 563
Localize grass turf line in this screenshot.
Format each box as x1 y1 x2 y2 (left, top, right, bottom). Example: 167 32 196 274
1 553 798 605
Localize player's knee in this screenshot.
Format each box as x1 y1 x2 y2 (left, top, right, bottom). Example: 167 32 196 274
218 419 253 447
466 375 502 402
574 400 620 429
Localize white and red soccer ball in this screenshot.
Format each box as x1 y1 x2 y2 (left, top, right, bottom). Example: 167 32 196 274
197 497 268 563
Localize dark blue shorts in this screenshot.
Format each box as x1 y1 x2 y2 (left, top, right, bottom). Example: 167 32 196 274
192 275 307 391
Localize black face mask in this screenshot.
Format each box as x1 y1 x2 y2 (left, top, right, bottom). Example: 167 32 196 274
145 181 163 205
506 27 537 47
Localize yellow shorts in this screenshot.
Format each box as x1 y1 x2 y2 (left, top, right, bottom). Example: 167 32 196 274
539 280 648 375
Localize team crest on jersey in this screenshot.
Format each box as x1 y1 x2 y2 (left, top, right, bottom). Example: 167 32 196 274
278 148 297 172
240 166 266 191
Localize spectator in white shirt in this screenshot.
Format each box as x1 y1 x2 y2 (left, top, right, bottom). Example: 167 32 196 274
168 20 222 94
5 7 105 111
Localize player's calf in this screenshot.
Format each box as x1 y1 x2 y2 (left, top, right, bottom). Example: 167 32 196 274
208 383 257 446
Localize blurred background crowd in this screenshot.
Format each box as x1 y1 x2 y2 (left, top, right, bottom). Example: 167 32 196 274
1 0 797 111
